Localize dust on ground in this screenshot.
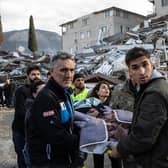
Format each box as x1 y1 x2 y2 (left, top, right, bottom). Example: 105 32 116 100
0 107 16 168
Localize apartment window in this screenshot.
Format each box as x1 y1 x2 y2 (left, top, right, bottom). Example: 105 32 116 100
104 10 113 17
126 27 130 32
114 9 120 17
80 32 85 39
75 32 78 38
101 26 108 33
74 32 78 44
69 22 74 29
74 39 78 44
123 12 129 18
86 31 91 38
120 25 123 33
82 18 89 26
62 26 67 34
161 0 168 6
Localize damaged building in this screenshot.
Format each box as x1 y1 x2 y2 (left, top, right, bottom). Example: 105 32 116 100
0 0 168 86
60 0 168 78
60 6 146 53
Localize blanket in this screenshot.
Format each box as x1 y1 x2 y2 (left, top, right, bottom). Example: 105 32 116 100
74 108 132 154
74 111 108 154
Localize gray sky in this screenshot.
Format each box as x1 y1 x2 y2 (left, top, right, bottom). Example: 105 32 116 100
0 0 153 35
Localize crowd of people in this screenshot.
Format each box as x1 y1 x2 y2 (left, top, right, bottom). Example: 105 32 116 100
3 47 168 168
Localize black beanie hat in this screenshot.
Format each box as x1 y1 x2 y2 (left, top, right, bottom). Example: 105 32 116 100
73 73 85 82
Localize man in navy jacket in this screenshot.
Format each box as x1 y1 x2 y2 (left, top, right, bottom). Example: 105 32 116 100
27 52 82 168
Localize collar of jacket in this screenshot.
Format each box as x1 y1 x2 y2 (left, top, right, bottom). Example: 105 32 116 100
135 69 165 94
125 80 136 97
46 77 72 101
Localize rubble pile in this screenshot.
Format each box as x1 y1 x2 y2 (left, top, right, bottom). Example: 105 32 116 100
0 51 51 83
0 16 168 85
75 15 168 77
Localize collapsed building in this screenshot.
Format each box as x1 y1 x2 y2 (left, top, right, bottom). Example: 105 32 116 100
75 14 168 77
0 15 168 87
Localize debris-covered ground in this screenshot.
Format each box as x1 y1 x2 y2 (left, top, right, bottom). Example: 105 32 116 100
0 108 16 168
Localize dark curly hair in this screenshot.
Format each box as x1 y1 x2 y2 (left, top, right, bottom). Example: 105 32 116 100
125 47 150 66
26 65 41 75
89 81 112 104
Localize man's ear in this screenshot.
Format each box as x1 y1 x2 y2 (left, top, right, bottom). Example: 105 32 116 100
50 68 53 72
50 68 54 76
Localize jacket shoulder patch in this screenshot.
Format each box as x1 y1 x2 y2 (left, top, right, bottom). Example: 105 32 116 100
43 110 55 117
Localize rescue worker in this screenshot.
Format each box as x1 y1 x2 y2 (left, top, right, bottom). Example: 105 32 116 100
27 51 83 168
71 73 88 102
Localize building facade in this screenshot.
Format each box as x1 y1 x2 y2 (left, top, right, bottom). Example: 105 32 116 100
60 7 146 53
152 0 168 17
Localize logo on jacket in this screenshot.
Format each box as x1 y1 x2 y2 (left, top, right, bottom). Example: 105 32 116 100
43 110 55 117
59 102 66 111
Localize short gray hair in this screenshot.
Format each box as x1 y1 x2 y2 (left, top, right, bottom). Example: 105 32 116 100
50 51 75 68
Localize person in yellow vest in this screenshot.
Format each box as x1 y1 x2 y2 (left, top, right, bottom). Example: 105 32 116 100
71 73 88 102
71 73 88 168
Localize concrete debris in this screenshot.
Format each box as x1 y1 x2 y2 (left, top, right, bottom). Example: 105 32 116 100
0 51 52 84
75 15 168 78
0 15 168 85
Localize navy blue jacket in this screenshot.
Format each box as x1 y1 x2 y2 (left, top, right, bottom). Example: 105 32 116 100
27 77 78 166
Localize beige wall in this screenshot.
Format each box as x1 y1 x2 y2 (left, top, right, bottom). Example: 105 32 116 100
154 0 168 17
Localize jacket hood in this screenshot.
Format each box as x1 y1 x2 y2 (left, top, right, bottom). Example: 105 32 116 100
136 69 165 93
151 69 165 80
46 77 72 101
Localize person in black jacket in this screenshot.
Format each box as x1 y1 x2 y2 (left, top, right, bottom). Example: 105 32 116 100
12 65 41 168
25 79 46 133
27 51 82 168
23 79 45 168
109 47 168 168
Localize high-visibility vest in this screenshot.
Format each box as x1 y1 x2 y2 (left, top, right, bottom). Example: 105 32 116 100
71 87 88 102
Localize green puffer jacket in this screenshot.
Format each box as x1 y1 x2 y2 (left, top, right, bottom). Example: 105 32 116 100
117 77 168 168
109 80 135 112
